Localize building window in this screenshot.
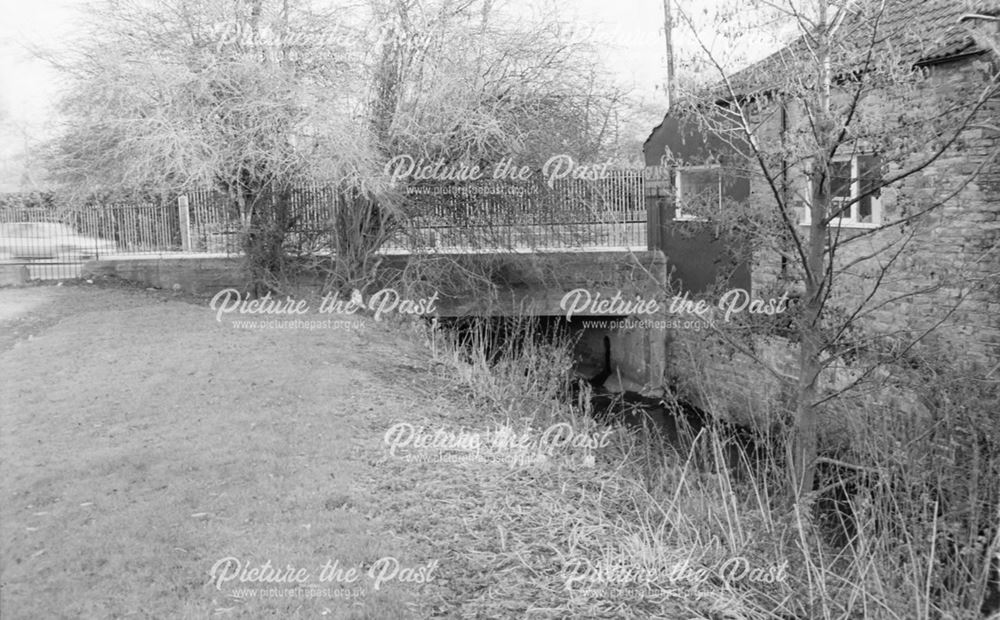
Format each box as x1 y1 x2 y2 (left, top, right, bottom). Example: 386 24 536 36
803 154 882 227
675 165 722 220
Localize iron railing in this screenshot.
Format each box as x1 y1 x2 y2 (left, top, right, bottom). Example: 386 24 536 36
0 171 651 279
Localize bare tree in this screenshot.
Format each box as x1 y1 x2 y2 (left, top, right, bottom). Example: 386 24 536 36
665 0 1000 499
47 0 627 290
46 0 381 289
362 0 624 166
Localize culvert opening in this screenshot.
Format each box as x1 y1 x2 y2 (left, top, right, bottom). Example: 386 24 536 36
429 315 693 435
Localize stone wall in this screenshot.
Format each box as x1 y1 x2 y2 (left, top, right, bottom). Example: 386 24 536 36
83 256 243 294
746 56 1000 367
648 53 1000 422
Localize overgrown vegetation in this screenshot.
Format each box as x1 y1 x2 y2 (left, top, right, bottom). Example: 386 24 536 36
416 316 999 618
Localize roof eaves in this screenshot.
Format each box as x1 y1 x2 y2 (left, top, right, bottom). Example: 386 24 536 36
913 36 988 66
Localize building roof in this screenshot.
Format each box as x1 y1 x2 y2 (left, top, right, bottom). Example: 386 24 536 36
645 0 996 154
882 0 986 65
727 0 992 96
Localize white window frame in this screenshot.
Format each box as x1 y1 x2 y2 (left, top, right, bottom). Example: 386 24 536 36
801 155 881 228
674 164 722 221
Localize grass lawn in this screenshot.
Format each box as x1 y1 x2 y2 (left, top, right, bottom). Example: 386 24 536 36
0 282 463 619
9 280 965 619
0 281 727 619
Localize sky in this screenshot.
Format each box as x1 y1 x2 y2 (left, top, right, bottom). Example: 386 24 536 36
570 0 673 97
0 0 673 123
0 0 75 128
0 0 679 187
0 0 77 188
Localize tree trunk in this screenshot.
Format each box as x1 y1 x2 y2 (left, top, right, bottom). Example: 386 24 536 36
790 0 833 500
243 184 292 295
793 196 826 497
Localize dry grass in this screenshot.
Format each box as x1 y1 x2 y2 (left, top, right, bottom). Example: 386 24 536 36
385 315 1000 619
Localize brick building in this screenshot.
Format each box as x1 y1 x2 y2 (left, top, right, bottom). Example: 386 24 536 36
643 0 999 423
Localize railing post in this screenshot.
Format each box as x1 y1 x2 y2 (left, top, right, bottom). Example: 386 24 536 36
647 196 661 251
177 195 191 252
645 167 661 251
644 165 674 252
